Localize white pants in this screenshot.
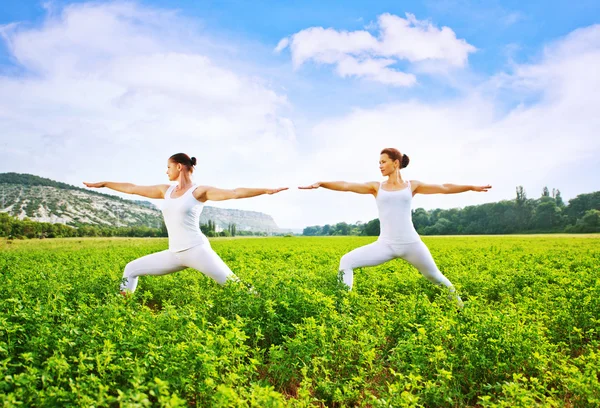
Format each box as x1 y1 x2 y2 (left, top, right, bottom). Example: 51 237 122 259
121 243 235 293
339 240 460 301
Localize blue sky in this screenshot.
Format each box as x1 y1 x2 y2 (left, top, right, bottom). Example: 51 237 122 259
0 1 599 228
3 1 598 69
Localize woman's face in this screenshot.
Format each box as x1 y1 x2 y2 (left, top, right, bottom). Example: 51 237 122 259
166 160 181 181
379 153 399 176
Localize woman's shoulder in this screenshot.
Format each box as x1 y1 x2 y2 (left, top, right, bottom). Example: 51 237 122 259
368 181 381 192
408 180 423 194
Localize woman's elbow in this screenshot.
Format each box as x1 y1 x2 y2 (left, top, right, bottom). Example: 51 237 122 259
441 184 453 194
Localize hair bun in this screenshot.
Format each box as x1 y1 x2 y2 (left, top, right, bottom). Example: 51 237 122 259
401 154 410 169
190 157 197 166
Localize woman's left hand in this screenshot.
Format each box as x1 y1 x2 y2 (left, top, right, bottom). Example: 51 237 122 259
472 185 492 192
266 187 289 195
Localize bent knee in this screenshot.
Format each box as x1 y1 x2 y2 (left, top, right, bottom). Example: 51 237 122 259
123 260 140 278
339 254 354 271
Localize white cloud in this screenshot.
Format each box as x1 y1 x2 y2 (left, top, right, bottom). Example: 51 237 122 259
377 13 475 65
503 12 522 26
276 12 476 86
335 56 416 86
291 25 600 226
0 2 298 224
274 37 289 53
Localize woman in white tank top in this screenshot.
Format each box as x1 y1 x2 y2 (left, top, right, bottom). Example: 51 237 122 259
299 148 491 308
84 153 287 295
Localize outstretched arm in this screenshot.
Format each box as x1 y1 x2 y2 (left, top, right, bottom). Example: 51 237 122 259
83 182 169 199
298 181 378 195
194 186 288 202
412 180 491 195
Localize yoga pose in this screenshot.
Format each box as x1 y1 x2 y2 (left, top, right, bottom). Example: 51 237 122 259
299 148 491 306
84 153 287 294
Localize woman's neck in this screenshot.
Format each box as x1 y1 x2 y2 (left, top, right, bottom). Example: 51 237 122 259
176 173 193 189
386 170 404 185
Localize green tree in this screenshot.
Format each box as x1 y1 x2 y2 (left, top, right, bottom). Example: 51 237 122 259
516 186 527 204
363 218 380 236
515 186 533 230
0 213 12 236
554 189 565 208
564 192 600 225
424 218 453 235
566 209 600 233
334 222 350 235
542 186 550 197
412 208 431 233
302 226 322 236
533 200 562 231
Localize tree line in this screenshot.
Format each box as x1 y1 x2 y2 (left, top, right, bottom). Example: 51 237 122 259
0 214 258 239
303 187 600 236
200 219 238 237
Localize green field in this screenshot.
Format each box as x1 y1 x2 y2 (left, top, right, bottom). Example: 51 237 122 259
1 236 599 407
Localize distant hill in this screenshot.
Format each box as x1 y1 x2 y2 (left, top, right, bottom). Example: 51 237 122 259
0 173 281 232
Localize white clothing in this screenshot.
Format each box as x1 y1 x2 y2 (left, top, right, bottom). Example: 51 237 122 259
338 180 462 307
121 243 234 292
376 181 420 244
339 240 453 289
161 184 209 252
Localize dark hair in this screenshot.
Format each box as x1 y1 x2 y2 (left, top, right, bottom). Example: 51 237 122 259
169 153 196 172
381 148 409 169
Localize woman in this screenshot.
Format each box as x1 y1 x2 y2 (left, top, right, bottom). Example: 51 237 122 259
84 153 287 294
299 148 491 307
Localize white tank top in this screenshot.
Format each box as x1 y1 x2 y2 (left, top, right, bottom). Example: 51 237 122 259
161 184 209 252
376 180 421 244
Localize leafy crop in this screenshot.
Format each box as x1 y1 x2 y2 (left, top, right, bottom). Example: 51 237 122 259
0 236 599 407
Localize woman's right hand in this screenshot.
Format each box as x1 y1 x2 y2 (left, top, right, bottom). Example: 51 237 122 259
83 182 105 188
298 182 321 189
